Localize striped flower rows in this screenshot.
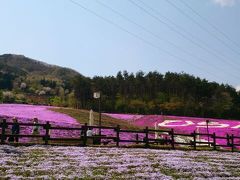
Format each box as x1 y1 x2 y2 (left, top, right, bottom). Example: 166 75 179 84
0 145 239 179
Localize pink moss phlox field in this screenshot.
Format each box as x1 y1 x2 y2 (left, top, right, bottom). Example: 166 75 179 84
105 113 240 147
0 104 144 143
0 104 79 125
0 104 81 141
1 146 239 178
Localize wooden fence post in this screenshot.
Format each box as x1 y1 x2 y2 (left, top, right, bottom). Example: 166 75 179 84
227 134 230 146
44 121 51 145
231 134 234 152
171 128 175 150
1 119 7 144
193 131 196 150
145 127 149 148
136 134 139 144
116 125 120 147
213 133 216 150
83 123 88 146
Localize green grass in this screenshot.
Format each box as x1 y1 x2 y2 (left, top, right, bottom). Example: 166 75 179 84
159 167 193 180
50 107 141 130
92 166 109 176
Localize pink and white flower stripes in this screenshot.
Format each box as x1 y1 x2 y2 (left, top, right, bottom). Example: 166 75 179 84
0 145 239 179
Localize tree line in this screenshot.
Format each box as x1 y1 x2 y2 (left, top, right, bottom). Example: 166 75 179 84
1 69 240 120
73 71 240 119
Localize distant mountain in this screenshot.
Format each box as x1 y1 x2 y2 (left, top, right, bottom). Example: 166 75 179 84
0 54 82 105
0 54 80 82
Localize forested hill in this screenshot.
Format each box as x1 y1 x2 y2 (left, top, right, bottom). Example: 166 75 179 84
74 71 240 119
0 54 80 105
0 54 240 119
0 54 80 81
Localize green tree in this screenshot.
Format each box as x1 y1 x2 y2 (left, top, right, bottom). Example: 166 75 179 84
0 90 3 102
129 99 146 114
66 92 77 107
49 96 62 106
211 91 233 118
2 91 15 103
73 75 92 109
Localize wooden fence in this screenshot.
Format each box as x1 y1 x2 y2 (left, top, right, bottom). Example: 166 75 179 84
0 119 239 152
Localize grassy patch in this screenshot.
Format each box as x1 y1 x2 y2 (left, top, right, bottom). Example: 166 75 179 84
28 149 46 160
224 165 240 177
14 169 32 177
193 155 210 163
32 169 51 176
92 166 109 176
0 167 7 176
158 166 193 180
151 163 161 169
51 108 141 130
5 161 16 166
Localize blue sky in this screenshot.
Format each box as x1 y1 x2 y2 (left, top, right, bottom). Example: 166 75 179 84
0 0 240 89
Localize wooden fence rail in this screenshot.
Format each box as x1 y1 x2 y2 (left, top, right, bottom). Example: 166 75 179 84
0 119 239 152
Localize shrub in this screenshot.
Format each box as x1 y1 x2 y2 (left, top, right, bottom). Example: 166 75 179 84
49 96 62 106
2 91 15 103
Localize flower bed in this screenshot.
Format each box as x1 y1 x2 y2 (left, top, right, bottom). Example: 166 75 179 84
0 145 239 179
0 104 146 143
0 104 82 140
105 113 240 147
0 104 78 125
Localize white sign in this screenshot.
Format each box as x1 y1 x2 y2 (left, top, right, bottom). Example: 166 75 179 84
158 120 240 129
93 92 101 99
158 120 194 127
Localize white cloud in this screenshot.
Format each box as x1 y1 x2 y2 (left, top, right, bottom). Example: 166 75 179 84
213 0 236 7
235 85 240 92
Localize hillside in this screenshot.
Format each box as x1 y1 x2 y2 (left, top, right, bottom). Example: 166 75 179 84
51 107 141 130
0 54 80 81
104 113 240 147
1 54 240 120
0 54 81 105
0 103 140 130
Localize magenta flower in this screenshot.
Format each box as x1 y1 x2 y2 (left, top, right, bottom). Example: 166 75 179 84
105 113 240 148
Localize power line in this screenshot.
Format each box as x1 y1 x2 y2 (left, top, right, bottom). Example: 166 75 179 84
138 0 240 71
131 0 240 72
94 0 240 80
179 0 240 50
68 0 225 82
165 0 240 57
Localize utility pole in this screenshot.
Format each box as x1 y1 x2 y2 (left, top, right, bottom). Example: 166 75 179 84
94 91 101 135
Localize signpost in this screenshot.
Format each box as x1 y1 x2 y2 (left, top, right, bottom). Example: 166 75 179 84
93 92 101 135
